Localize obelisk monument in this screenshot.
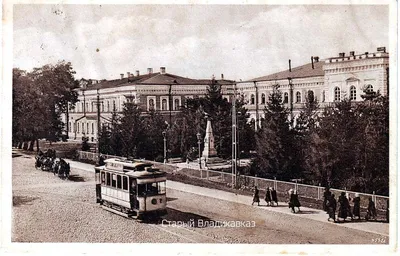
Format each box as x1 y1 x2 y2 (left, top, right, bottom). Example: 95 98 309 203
202 118 217 162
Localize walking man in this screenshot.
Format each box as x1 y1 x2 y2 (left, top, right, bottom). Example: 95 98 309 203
338 192 349 222
265 187 272 206
271 187 278 206
352 193 361 220
323 187 331 212
327 194 337 222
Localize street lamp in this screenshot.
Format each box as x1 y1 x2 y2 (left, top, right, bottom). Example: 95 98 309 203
196 132 202 169
162 130 167 164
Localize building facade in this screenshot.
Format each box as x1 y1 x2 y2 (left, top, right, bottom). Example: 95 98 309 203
66 67 233 142
237 47 389 128
65 47 389 141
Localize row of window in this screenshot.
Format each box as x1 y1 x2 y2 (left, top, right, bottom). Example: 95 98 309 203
101 172 129 191
70 99 121 113
68 122 95 135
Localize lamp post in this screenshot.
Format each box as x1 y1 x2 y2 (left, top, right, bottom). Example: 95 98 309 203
232 82 238 189
162 130 167 164
197 132 202 169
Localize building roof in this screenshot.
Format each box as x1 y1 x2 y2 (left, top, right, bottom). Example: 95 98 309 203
247 60 325 83
77 72 235 91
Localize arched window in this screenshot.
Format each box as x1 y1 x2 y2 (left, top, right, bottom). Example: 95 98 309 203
284 92 289 103
107 101 110 112
113 100 116 111
250 94 255 105
162 99 167 110
334 87 341 101
101 103 104 112
82 123 85 134
149 99 154 110
68 122 71 132
322 90 325 102
296 92 301 103
366 84 373 93
350 86 356 100
77 123 79 133
91 102 94 112
81 102 84 112
261 93 266 104
91 123 94 134
87 123 89 134
307 90 314 102
174 99 179 110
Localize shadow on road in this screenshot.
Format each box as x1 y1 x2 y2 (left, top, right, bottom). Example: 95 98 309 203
13 195 39 207
12 153 23 158
144 207 220 228
68 175 85 182
295 210 319 214
167 197 178 202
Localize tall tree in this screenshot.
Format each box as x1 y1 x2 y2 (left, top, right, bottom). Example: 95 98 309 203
118 102 144 158
141 110 168 161
253 84 295 179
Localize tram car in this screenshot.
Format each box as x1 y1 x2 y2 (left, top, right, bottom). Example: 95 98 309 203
95 158 167 219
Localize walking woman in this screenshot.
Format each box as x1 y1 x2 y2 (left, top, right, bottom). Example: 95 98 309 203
288 189 296 213
293 190 301 212
327 194 337 222
338 192 349 222
271 187 278 206
352 193 361 220
323 187 331 212
252 186 260 206
265 187 272 206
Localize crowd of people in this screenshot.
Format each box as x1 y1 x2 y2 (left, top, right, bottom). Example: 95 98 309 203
323 188 382 223
251 186 388 223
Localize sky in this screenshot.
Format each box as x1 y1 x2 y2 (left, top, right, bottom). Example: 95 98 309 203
13 4 389 81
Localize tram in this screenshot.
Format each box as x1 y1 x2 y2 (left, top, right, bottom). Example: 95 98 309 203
95 158 167 219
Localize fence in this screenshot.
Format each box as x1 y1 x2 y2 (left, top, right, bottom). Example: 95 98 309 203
77 151 389 211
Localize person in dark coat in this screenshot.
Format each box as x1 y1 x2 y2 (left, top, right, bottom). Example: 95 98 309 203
327 194 337 222
352 193 361 220
288 189 296 213
338 192 349 221
265 187 272 206
252 186 260 206
271 187 278 206
293 190 301 212
323 187 332 212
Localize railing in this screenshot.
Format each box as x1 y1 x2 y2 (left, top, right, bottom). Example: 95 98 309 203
77 151 389 211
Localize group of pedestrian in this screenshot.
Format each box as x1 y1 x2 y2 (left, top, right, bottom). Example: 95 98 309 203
323 187 377 223
251 186 279 206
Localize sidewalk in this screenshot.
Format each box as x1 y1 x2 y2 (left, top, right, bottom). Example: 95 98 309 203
65 158 389 236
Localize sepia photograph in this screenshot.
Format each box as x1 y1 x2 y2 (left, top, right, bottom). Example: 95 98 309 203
1 0 397 255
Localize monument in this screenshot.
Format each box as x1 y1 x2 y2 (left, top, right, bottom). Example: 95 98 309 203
201 116 226 166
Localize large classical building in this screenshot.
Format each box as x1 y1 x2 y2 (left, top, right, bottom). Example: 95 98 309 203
237 47 389 128
65 47 389 141
66 67 233 142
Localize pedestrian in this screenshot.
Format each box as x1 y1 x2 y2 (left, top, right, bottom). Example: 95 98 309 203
366 197 377 221
271 187 278 206
323 187 331 212
252 186 260 206
288 189 296 213
346 193 354 220
352 193 361 220
265 187 272 206
327 194 337 222
338 192 349 222
293 190 301 212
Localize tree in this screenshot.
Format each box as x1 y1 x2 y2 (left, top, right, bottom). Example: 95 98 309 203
12 61 79 150
141 110 168 160
118 102 144 158
252 84 295 180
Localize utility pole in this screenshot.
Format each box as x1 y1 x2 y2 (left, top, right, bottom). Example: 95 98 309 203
231 82 238 189
96 89 101 163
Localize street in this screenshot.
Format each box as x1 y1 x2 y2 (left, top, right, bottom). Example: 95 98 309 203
12 153 389 244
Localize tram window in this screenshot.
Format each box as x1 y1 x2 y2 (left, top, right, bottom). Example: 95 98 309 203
112 174 117 187
123 177 128 190
117 175 122 189
159 181 166 194
106 173 111 186
101 172 105 185
137 184 146 196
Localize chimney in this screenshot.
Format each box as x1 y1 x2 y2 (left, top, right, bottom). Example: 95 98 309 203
221 74 224 80
377 47 386 53
311 56 314 69
147 68 153 74
313 56 319 62
136 70 140 77
350 51 355 56
127 72 131 78
160 67 166 74
120 73 124 79
289 59 292 72
339 52 345 58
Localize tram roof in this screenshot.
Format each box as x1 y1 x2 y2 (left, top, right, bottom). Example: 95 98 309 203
104 158 152 168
